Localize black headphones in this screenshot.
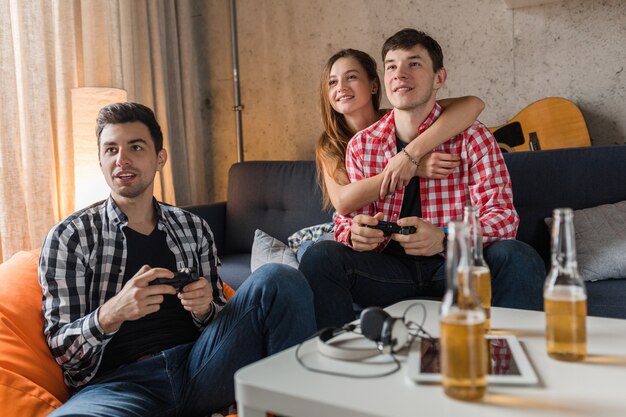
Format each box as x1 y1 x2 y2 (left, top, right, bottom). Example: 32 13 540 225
317 307 410 361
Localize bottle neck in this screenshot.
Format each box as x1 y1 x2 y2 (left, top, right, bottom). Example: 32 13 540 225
444 222 479 310
470 230 486 265
551 212 578 271
466 208 487 266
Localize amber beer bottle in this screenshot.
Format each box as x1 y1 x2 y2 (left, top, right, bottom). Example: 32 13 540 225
440 221 487 401
463 206 492 332
544 208 587 361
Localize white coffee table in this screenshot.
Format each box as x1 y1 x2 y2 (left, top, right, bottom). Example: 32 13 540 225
235 300 626 417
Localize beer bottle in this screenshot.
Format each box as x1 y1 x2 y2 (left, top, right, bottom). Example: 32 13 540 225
544 208 587 361
463 206 492 332
440 221 487 401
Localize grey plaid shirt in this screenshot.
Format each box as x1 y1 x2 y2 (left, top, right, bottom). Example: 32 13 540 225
39 197 227 389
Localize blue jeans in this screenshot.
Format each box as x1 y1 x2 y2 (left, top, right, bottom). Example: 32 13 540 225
299 239 545 329
483 239 546 311
50 264 316 417
296 232 334 262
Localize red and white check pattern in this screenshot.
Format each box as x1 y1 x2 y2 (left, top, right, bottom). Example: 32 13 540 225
490 337 515 375
334 104 519 250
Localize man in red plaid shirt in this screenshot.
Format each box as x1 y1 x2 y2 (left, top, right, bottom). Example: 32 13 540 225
299 29 545 329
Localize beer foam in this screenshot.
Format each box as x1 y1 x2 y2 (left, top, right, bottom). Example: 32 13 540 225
544 285 587 301
440 310 486 325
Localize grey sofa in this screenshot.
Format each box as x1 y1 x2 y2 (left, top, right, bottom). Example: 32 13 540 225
186 145 626 319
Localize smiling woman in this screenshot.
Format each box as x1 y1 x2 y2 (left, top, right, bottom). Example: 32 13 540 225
327 56 381 135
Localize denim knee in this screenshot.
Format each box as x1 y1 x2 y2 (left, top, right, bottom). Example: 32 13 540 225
486 240 545 272
242 263 316 330
485 239 545 310
299 239 345 270
247 263 312 298
299 240 347 281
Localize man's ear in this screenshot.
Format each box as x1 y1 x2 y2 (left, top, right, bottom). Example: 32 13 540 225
434 67 447 90
157 148 167 171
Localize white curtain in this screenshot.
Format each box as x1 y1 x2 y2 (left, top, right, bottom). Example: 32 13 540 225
0 0 207 262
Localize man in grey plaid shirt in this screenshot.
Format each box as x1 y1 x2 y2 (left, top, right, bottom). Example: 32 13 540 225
39 102 315 416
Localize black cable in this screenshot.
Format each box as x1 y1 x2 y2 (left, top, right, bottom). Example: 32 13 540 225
294 302 435 378
295 341 402 379
402 302 438 345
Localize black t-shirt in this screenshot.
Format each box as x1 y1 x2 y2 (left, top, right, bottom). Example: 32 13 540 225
97 226 199 376
383 138 436 261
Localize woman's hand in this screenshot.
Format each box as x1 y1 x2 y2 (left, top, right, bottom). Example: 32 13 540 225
380 152 418 198
379 150 461 198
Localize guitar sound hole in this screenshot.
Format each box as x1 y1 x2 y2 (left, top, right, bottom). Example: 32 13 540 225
493 122 524 148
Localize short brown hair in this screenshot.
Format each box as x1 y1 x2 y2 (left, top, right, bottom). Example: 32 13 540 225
96 102 163 153
382 28 444 72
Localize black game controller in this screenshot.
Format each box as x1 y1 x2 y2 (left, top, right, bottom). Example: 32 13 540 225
150 267 199 292
365 220 416 236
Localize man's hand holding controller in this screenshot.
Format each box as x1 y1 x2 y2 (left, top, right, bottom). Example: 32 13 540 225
365 220 417 236
392 216 446 257
351 214 443 256
351 213 417 252
150 267 199 292
99 266 213 334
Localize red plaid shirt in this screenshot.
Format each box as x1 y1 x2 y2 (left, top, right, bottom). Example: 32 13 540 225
334 103 519 250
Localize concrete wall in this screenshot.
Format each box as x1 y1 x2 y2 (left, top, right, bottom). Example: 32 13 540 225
191 0 626 202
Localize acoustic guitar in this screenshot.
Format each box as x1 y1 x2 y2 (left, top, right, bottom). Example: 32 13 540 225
489 97 591 152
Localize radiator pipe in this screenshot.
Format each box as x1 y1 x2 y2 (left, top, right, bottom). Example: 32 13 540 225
230 0 244 162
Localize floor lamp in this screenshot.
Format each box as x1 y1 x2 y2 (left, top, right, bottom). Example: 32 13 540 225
71 87 127 210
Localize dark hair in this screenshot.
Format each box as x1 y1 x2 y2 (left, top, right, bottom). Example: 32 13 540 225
381 28 444 72
96 102 163 153
316 49 381 209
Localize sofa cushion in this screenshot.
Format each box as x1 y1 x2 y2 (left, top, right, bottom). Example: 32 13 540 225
503 145 626 262
219 254 252 290
545 201 626 281
250 230 298 273
0 250 69 416
587 279 626 319
0 368 63 417
225 161 332 254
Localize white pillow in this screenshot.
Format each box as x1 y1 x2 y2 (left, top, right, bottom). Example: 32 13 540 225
250 229 299 273
545 201 626 281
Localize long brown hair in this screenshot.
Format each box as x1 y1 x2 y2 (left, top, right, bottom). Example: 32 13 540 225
315 49 381 209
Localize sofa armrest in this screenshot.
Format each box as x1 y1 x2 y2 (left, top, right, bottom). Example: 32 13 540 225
183 202 227 255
